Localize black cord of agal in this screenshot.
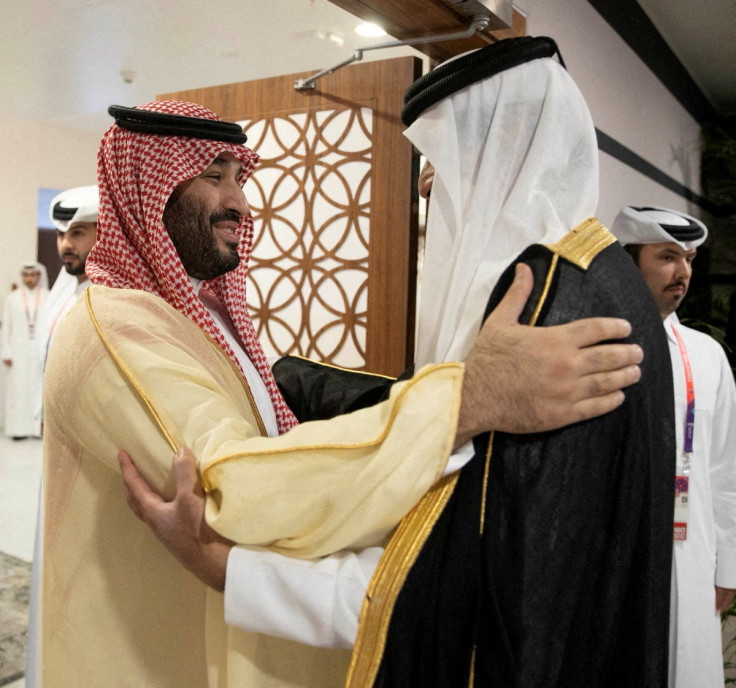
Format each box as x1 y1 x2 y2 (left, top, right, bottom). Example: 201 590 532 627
52 203 77 221
107 105 248 144
401 36 565 127
632 207 706 242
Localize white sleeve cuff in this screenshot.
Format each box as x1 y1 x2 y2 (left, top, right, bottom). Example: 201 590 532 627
442 440 475 476
224 545 382 649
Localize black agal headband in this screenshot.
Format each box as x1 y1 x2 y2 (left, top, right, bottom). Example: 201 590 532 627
401 36 565 127
632 206 706 242
52 202 76 222
107 105 248 144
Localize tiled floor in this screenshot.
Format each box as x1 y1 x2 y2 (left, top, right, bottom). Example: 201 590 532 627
0 433 42 688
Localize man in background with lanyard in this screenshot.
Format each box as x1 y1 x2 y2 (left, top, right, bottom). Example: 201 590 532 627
613 205 736 688
2 262 48 439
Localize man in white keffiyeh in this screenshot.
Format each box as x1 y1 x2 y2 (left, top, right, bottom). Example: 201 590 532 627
346 37 677 687
612 205 736 688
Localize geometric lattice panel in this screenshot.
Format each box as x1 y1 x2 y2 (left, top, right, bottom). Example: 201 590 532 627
240 107 372 369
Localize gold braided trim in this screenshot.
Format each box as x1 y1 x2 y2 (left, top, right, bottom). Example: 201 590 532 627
85 288 178 453
479 434 494 536
282 354 397 380
468 645 477 688
345 472 460 687
544 217 616 270
529 253 559 326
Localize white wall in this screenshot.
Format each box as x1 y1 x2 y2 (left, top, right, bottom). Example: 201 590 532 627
517 0 702 227
0 122 100 308
0 122 98 428
0 0 706 307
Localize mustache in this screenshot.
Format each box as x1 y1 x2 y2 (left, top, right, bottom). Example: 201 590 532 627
666 279 687 290
210 210 242 224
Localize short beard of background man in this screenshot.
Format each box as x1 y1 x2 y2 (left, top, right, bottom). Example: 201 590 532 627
41 98 642 688
612 205 736 688
50 185 99 286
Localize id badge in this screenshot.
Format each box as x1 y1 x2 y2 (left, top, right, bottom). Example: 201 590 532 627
674 475 689 541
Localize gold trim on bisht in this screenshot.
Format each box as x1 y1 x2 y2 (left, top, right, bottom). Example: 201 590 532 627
345 472 460 687
529 253 559 326
85 288 178 452
545 217 616 270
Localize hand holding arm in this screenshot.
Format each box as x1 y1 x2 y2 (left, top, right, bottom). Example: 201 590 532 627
120 445 382 647
455 263 643 446
118 446 233 592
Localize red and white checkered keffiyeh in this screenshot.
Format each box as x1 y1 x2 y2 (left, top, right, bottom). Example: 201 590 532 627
87 99 298 434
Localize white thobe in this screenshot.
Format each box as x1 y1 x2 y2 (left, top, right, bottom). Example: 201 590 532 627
666 314 736 688
1 285 48 436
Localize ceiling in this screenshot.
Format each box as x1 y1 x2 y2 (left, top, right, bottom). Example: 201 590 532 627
1 0 733 138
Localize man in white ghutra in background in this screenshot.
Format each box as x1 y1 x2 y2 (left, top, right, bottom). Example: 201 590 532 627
2 262 48 439
613 204 736 688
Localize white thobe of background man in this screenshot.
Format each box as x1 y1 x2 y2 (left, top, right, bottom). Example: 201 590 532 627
612 205 736 688
1 263 48 438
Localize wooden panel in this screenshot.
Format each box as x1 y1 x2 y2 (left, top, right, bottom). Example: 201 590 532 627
159 57 421 376
326 0 525 61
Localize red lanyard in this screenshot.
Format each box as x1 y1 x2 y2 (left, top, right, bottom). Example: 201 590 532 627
21 287 41 339
671 325 694 472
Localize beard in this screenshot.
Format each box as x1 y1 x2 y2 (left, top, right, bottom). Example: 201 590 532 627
63 256 87 276
162 193 241 280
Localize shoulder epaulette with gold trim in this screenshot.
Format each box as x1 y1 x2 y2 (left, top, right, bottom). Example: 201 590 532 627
545 217 617 270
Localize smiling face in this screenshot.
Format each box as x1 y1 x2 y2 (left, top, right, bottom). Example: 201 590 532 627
162 152 249 280
636 241 696 319
57 221 98 281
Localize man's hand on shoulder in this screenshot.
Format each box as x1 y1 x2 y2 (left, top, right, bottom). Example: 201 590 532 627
118 446 234 592
455 263 643 446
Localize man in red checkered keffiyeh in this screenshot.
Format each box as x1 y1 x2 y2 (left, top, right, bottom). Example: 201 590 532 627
40 100 478 688
87 99 297 434
38 94 652 688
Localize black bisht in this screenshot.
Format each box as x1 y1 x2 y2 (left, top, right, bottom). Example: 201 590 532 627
275 238 675 688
